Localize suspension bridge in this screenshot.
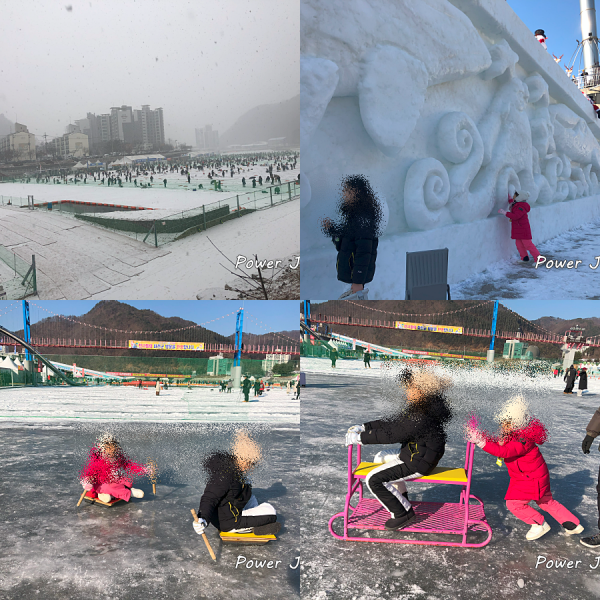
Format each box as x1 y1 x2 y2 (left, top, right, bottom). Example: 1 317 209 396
0 301 299 356
301 300 600 352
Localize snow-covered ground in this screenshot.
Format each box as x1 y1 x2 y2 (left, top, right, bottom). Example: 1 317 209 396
0 384 300 423
0 166 300 212
453 219 600 299
0 423 299 599
300 357 600 599
0 198 299 299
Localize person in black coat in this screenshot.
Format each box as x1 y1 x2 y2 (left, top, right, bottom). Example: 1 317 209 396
579 367 588 391
345 369 452 530
321 175 385 300
192 432 280 536
564 365 578 394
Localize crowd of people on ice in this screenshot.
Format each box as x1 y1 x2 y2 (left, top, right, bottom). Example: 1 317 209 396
344 365 600 548
79 429 281 537
12 151 299 190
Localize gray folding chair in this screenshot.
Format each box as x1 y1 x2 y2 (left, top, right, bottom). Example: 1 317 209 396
405 248 450 300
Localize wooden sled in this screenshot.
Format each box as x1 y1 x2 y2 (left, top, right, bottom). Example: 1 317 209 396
219 531 276 545
82 492 124 507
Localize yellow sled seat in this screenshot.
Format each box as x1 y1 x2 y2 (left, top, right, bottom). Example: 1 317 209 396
354 462 468 484
220 531 276 544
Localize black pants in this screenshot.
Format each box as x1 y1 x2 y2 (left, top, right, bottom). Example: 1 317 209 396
211 513 276 532
365 457 422 518
243 391 250 401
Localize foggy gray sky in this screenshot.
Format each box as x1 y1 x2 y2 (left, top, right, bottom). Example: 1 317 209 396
0 0 299 146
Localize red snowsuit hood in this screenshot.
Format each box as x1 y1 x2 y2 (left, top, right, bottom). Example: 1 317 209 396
505 201 532 240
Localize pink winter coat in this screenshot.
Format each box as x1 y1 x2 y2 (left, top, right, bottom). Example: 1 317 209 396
505 201 532 240
480 420 550 501
80 448 147 486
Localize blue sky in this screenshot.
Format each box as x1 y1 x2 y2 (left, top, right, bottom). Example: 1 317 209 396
502 300 600 321
507 1 589 73
0 301 299 336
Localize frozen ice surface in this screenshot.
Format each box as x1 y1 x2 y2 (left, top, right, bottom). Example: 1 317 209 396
0 166 300 212
453 218 600 299
300 358 600 599
0 385 299 424
0 423 299 599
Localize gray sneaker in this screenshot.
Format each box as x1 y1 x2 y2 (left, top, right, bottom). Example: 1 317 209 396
580 533 600 548
338 288 369 300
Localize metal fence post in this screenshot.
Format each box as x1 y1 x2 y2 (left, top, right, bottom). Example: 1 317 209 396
32 255 37 295
270 186 273 206
237 195 240 218
154 221 158 247
288 182 291 201
203 204 207 230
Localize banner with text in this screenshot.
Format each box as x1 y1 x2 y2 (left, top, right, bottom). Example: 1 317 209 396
128 340 205 351
394 321 463 335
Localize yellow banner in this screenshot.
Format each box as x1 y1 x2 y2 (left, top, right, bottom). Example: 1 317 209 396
394 321 463 335
128 340 205 351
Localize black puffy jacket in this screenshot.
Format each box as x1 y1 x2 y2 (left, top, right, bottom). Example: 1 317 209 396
198 452 253 532
333 233 378 285
360 395 451 475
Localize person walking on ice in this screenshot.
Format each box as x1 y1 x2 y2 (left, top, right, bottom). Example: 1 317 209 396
364 351 371 368
498 191 541 263
564 364 577 394
467 396 583 541
579 401 600 548
345 369 452 530
155 380 161 396
330 346 338 369
192 430 281 537
80 433 150 504
242 375 252 402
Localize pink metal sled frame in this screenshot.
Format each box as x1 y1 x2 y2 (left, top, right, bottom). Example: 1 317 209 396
328 443 492 547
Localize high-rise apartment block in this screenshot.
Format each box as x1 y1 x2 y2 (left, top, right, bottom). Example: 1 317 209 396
74 105 165 150
195 125 219 151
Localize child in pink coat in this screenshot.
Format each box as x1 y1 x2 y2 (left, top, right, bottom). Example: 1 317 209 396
498 191 541 262
80 433 149 503
467 396 583 541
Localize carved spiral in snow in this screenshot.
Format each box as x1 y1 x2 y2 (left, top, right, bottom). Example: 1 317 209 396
438 111 481 164
404 158 453 231
495 166 520 210
436 111 485 222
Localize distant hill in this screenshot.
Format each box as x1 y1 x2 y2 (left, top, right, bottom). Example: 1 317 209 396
219 95 299 148
307 301 566 359
533 316 600 338
13 300 297 357
0 114 13 137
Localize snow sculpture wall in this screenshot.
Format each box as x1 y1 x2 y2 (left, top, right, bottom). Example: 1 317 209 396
301 0 600 299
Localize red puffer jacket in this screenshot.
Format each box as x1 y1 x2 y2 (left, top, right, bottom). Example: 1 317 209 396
481 420 550 501
505 201 532 240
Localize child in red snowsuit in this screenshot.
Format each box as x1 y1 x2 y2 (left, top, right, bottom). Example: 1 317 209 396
467 396 582 540
498 191 540 262
80 433 149 503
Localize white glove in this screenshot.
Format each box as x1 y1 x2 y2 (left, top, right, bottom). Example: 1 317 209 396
81 480 93 491
193 518 208 535
498 209 507 215
465 427 486 448
347 424 365 434
345 430 363 446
